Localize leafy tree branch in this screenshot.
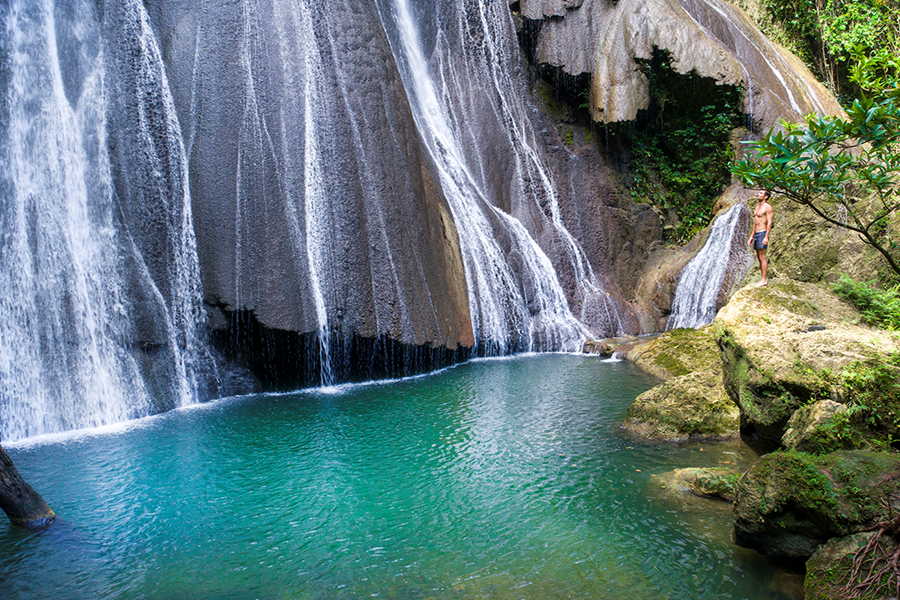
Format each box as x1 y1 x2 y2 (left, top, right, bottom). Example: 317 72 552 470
732 51 900 278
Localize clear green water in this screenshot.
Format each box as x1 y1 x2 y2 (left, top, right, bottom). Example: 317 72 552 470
0 355 790 599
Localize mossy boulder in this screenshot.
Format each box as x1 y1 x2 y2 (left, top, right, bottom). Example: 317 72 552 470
655 467 740 502
626 325 720 381
732 450 900 559
714 280 899 444
623 368 739 441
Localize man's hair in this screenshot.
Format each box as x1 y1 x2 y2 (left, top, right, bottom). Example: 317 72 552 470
761 190 771 199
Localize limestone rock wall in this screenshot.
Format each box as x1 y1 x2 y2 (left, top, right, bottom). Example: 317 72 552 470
524 0 844 129
146 0 474 364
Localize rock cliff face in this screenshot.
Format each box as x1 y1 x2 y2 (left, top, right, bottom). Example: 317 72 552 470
0 0 856 438
144 0 669 386
146 0 475 385
520 0 843 130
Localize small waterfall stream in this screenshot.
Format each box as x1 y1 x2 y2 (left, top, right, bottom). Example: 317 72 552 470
667 203 750 330
269 0 335 386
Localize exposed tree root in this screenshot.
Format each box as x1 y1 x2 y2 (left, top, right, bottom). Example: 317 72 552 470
842 494 900 599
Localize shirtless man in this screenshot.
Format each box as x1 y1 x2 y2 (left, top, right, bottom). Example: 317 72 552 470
747 190 773 286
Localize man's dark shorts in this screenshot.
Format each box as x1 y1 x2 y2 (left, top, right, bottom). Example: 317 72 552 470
753 231 768 250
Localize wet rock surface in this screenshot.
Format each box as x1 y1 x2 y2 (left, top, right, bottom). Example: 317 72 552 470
523 0 843 129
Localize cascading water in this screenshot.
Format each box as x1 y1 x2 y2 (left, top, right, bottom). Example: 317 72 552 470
239 0 335 386
667 203 751 330
445 0 627 337
376 0 597 352
0 0 206 442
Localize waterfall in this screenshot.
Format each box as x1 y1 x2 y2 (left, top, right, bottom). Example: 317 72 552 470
259 0 335 386
667 203 750 330
377 0 592 353
458 0 627 337
0 0 206 442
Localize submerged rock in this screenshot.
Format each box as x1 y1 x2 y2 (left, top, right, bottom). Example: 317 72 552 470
655 467 740 502
732 450 900 559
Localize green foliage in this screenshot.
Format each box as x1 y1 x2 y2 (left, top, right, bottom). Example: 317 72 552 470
832 275 900 330
753 0 899 99
834 353 900 450
851 46 900 97
820 0 899 69
795 403 867 454
764 0 821 66
732 51 900 278
624 49 743 243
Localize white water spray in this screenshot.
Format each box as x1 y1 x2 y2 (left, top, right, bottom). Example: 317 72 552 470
380 0 590 352
0 0 205 441
667 203 749 330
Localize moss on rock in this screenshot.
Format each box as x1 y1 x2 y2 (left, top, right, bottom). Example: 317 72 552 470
626 325 720 380
623 368 739 441
782 400 861 454
714 280 900 444
733 450 900 559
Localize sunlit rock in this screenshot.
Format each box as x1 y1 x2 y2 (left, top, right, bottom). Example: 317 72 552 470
715 280 900 444
624 368 739 441
531 0 844 129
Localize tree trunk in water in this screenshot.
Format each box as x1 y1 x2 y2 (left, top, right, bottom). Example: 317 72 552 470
0 442 55 529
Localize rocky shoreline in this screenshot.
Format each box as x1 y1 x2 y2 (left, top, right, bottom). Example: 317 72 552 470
587 279 900 599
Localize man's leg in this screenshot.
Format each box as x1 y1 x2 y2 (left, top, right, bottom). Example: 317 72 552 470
757 248 768 286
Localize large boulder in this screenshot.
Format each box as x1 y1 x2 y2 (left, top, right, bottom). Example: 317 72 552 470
619 323 740 440
714 280 899 444
622 324 740 441
624 368 739 441
732 450 900 559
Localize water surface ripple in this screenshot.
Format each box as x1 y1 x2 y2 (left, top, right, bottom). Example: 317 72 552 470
0 355 784 599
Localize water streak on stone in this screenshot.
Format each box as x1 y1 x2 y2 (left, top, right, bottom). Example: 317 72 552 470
0 0 206 441
667 203 750 330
